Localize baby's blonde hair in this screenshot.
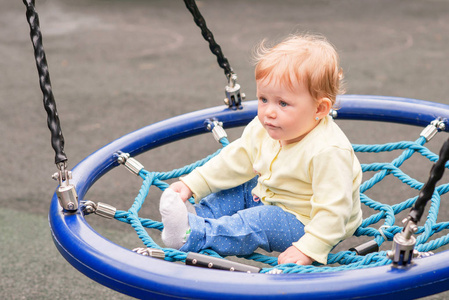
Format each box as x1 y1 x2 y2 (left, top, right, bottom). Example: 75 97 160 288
254 34 344 105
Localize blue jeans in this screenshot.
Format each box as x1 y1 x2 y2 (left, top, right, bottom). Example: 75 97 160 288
179 177 305 256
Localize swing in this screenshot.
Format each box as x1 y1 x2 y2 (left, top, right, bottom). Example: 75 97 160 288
24 0 449 299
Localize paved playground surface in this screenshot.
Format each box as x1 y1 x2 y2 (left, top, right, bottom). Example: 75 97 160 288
1 0 449 298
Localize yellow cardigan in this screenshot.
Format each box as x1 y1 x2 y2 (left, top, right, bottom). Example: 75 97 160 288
181 115 362 264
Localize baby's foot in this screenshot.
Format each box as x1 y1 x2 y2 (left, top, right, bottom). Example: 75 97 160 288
160 188 190 249
185 199 197 215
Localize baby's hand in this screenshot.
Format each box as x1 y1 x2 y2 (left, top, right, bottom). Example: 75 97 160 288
278 246 313 265
169 181 193 202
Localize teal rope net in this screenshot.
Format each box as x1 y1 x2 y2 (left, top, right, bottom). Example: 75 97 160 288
113 132 449 274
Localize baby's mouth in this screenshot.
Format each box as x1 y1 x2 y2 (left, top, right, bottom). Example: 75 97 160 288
265 122 279 129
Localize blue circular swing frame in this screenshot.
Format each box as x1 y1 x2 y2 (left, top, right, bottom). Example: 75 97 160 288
50 95 449 299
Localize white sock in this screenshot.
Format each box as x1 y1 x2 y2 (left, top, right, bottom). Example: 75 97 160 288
160 188 190 249
185 200 197 215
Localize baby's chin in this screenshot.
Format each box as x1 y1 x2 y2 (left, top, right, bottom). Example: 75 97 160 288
264 129 283 141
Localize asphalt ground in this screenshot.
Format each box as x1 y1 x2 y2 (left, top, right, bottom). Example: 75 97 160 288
2 0 449 299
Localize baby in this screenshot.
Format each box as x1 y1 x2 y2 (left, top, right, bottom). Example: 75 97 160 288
160 34 362 265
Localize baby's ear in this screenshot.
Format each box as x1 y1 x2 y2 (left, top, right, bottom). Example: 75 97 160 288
316 97 332 119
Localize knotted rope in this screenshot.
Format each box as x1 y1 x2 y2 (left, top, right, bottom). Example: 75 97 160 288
114 134 449 274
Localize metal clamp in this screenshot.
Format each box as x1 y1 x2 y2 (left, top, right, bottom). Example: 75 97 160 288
116 152 144 176
186 252 261 273
420 118 446 141
387 217 418 267
329 109 338 119
349 240 379 256
81 200 116 219
414 250 434 259
52 162 78 211
205 119 227 143
132 247 165 259
224 74 245 109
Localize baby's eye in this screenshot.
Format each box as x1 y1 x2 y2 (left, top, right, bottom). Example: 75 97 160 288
279 100 288 107
259 97 268 103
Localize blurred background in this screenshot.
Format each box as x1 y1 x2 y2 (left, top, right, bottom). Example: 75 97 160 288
1 0 449 298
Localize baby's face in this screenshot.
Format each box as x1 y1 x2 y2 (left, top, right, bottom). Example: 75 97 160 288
256 78 319 146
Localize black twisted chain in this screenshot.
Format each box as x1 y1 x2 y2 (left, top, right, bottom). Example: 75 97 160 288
410 137 449 223
23 0 234 167
183 0 234 79
23 0 67 166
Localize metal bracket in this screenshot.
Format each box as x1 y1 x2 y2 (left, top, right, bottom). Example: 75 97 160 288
329 109 338 119
387 217 418 267
420 118 446 141
414 250 434 259
132 247 165 259
52 162 78 211
205 119 227 143
186 252 261 273
81 200 116 219
349 240 379 256
224 74 245 109
116 152 144 176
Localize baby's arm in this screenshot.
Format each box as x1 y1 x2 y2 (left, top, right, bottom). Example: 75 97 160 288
278 246 314 265
293 147 361 264
169 181 193 202
180 118 259 201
